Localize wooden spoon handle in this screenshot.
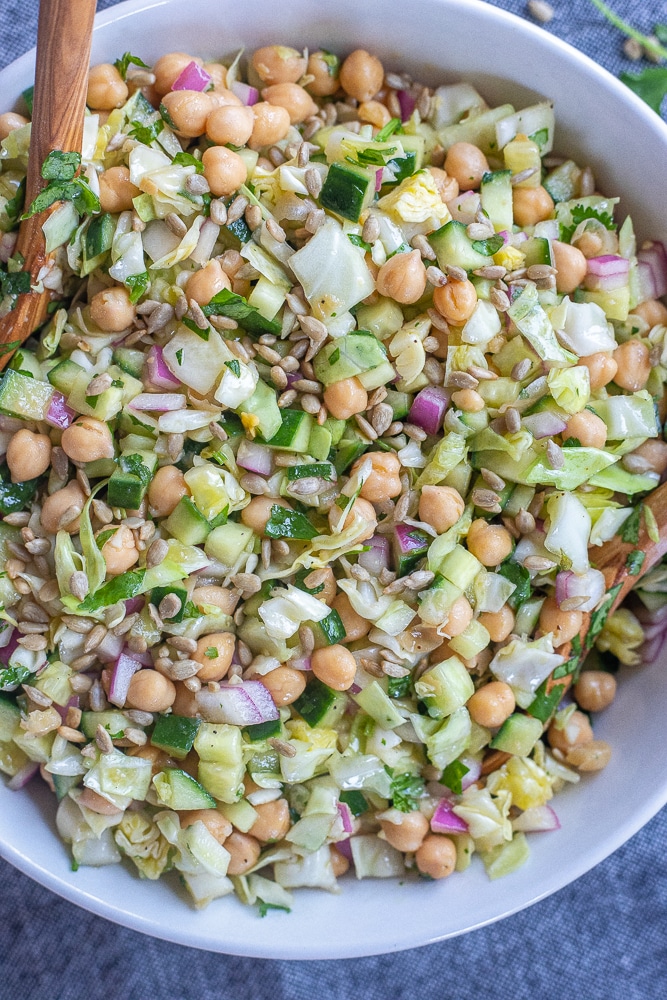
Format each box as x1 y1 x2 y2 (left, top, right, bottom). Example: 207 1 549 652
0 0 97 367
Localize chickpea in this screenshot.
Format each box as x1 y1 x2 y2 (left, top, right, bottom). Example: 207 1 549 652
153 52 200 96
203 63 227 90
550 240 587 295
262 83 318 125
332 592 371 642
415 834 457 879
358 100 392 129
126 669 176 713
78 788 124 815
376 249 427 305
193 632 235 682
330 845 350 877
352 451 402 502
562 409 607 449
0 111 29 140
380 810 429 852
329 497 377 542
241 496 291 535
443 595 473 637
547 709 593 754
573 230 603 259
201 145 248 198
433 278 477 325
179 809 232 845
306 51 341 97
428 166 459 203
451 388 484 412
612 339 651 391
191 585 239 616
207 88 243 110
172 681 198 717
6 429 51 483
249 798 291 843
444 142 489 190
127 743 176 774
574 670 617 713
225 832 261 875
323 376 368 420
565 739 612 772
578 351 618 391
206 104 254 147
632 298 667 328
512 186 555 227
539 596 583 648
87 63 129 110
467 680 515 728
98 166 140 214
249 102 291 148
339 49 384 103
478 605 515 643
419 485 465 534
466 518 513 567
40 481 86 535
252 46 306 86
628 438 667 476
101 524 139 576
161 90 214 138
147 465 188 517
184 259 231 307
61 417 114 463
311 644 357 691
89 286 135 332
260 666 306 706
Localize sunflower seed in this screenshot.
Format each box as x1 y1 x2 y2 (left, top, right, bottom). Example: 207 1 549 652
515 509 536 534
209 198 228 225
480 467 506 491
146 538 168 569
446 370 478 390
170 658 200 680
468 365 498 381
18 634 48 651
546 439 564 469
527 0 554 23
169 636 198 654
268 737 297 758
527 264 556 281
69 571 89 601
58 725 86 743
227 195 248 224
511 358 531 381
467 222 494 240
301 393 322 415
473 265 507 280
504 407 521 433
85 372 112 396
240 473 270 495
185 172 210 195
288 477 324 496
158 593 182 620
84 624 108 654
95 724 114 754
57 505 82 530
560 596 587 611
231 572 262 598
523 555 557 572
371 402 394 436
472 488 502 511
354 413 378 440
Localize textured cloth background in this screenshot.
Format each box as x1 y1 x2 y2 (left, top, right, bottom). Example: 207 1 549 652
1 2 667 997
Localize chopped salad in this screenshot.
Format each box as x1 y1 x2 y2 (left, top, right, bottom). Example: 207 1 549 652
1 43 666 911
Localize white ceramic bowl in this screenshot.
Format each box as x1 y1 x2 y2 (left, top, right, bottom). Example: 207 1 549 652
2 0 667 960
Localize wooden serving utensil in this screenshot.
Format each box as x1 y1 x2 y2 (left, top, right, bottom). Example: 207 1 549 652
0 0 97 370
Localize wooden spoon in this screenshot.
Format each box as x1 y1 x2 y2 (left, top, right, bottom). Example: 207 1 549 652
481 477 667 775
0 0 97 370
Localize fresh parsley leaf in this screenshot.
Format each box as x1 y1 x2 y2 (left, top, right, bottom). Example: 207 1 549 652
586 583 623 650
125 271 150 304
77 569 146 612
620 68 667 116
388 675 412 699
498 561 532 609
626 549 646 575
328 348 340 365
114 52 150 80
0 663 32 690
172 151 205 173
620 504 643 545
560 203 615 243
129 118 164 144
257 901 291 917
120 454 153 491
390 771 425 812
204 647 219 659
4 178 26 228
339 790 368 816
351 145 397 167
0 269 31 299
375 117 402 142
348 233 372 252
0 339 22 357
264 505 318 540
159 103 177 130
181 316 210 340
22 172 100 220
202 288 281 336
571 634 582 656
440 759 470 795
562 437 582 448
471 234 504 256
553 657 579 680
41 150 80 181
526 680 565 723
224 359 241 377
175 348 184 366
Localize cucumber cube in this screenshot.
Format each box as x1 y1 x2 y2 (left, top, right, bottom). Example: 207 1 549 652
153 768 216 810
490 713 543 756
151 713 200 758
164 496 211 545
320 161 375 222
0 370 53 421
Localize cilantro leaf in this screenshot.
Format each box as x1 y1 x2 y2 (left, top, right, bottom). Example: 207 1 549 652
375 117 402 142
348 233 372 252
172 151 205 173
390 771 425 812
625 549 645 575
181 316 210 340
498 561 532 609
22 172 100 220
471 234 505 256
339 790 368 816
264 505 318 540
202 288 281 337
4 178 26 228
0 269 31 299
526 680 565 723
257 901 291 917
125 271 150 304
620 68 667 116
224 359 241 377
586 583 623 651
129 118 164 144
440 759 470 795
387 674 412 699
77 569 146 612
204 647 219 659
620 504 643 545
41 151 80 181
114 52 150 80
0 663 32 691
560 204 615 243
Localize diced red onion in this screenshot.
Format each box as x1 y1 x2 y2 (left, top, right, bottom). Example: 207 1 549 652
375 168 383 193
196 680 279 725
637 241 667 300
129 392 186 412
0 630 19 664
512 231 529 246
0 231 18 264
512 804 560 833
230 80 259 105
394 523 429 557
349 682 362 695
45 391 75 430
109 652 143 708
334 837 353 860
408 386 450 435
496 230 511 246
431 798 469 834
358 534 391 575
144 345 182 391
337 801 354 835
236 439 273 476
8 760 39 791
584 254 629 292
172 60 212 92
521 411 567 439
124 596 145 615
190 220 221 266
555 568 605 612
397 89 416 119
0 625 15 652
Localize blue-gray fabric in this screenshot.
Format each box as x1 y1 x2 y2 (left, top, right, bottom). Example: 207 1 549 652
1 2 667 997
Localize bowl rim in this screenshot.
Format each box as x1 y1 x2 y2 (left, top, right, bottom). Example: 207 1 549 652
2 0 667 959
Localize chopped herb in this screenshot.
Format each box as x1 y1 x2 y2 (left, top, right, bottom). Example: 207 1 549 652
208 506 229 529
620 504 643 545
175 349 184 366
352 145 398 167
114 52 150 79
390 771 425 812
257 901 291 917
41 150 80 182
4 178 26 228
0 340 22 357
625 550 645 575
181 316 210 340
622 68 667 115
0 465 38 514
204 647 219 659
571 634 582 656
644 505 659 544
95 528 117 549
586 583 623 650
202 288 281 336
120 454 153 493
172 151 205 173
22 85 34 116
328 348 340 365
440 759 470 795
387 674 412 699
562 436 582 448
375 117 402 142
77 569 146 612
498 561 532 609
339 790 369 815
159 103 177 130
129 118 164 144
224 359 241 377
0 268 31 300
264 505 318 540
560 203 615 243
528 127 549 149
319 50 340 75
471 233 505 256
348 233 372 252
0 663 32 691
553 657 579 680
526 680 565 723
125 271 149 304
22 156 100 221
